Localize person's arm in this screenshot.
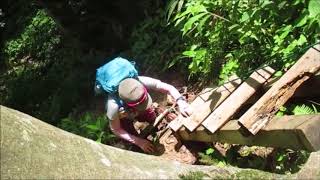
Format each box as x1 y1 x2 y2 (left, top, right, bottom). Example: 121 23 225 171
138 76 193 117
138 76 181 99
109 118 155 153
106 95 155 153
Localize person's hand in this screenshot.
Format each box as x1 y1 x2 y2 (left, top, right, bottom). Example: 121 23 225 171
135 138 156 153
177 99 193 117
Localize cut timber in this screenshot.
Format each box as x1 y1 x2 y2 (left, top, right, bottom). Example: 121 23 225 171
179 114 320 151
202 66 275 133
169 76 242 132
182 75 242 131
238 45 320 135
243 73 320 107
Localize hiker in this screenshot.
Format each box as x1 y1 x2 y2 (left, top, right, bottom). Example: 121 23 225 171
95 57 192 153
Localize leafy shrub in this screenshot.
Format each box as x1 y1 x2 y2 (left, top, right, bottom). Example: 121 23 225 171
1 6 99 123
166 0 320 82
199 145 310 174
276 102 319 116
198 147 227 167
272 149 309 174
58 112 117 144
4 10 61 64
129 4 187 76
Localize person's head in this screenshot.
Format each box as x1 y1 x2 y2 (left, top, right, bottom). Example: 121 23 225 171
118 78 153 112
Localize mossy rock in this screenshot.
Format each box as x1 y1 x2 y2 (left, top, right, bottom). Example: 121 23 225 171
1 105 319 179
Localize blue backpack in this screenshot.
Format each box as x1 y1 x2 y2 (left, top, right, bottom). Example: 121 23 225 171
95 57 138 96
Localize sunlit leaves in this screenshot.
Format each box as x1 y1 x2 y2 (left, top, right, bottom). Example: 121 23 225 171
308 0 320 18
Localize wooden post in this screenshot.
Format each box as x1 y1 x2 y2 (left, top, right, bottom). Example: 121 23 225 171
169 76 242 131
238 45 320 135
202 66 275 133
179 114 320 151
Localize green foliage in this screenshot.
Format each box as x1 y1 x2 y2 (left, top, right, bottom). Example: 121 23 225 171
1 6 100 123
4 10 60 64
58 112 117 144
273 149 309 174
276 103 319 116
292 104 318 115
198 145 310 174
166 0 320 82
129 6 186 75
198 148 227 167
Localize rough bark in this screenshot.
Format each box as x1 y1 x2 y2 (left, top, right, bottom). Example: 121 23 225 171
239 45 320 135
1 105 319 179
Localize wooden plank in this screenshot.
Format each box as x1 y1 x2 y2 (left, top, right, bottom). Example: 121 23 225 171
202 66 275 133
243 73 320 107
182 75 242 131
179 114 320 151
168 76 242 132
238 45 320 135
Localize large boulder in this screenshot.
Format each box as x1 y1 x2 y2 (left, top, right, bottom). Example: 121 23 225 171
1 105 319 179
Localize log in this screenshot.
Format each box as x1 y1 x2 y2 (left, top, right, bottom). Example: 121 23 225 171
244 73 320 106
202 66 275 133
1 105 320 179
180 114 320 151
169 76 242 131
238 45 320 135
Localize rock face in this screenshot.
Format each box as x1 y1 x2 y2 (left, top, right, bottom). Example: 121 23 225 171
1 105 319 179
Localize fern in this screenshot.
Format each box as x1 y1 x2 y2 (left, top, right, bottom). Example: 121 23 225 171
166 0 185 22
292 104 315 115
312 104 318 113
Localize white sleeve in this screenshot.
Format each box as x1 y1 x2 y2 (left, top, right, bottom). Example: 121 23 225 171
105 95 120 120
138 76 181 100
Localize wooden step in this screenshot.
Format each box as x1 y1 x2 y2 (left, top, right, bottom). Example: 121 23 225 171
238 45 320 135
202 66 275 133
169 75 242 131
179 114 320 151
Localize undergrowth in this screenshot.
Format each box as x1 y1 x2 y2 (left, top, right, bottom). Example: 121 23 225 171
57 112 118 145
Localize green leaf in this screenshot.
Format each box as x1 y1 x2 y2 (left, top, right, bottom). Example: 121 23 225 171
297 34 307 46
182 50 196 57
279 106 287 112
183 12 208 35
295 14 308 27
177 0 185 13
278 1 287 9
276 111 285 117
292 104 315 115
240 12 250 22
166 0 179 21
277 154 284 162
308 0 320 18
279 25 292 39
260 0 273 8
311 104 318 113
197 14 211 32
228 24 239 31
206 148 214 155
189 4 207 15
274 71 283 77
86 124 99 131
217 161 226 167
